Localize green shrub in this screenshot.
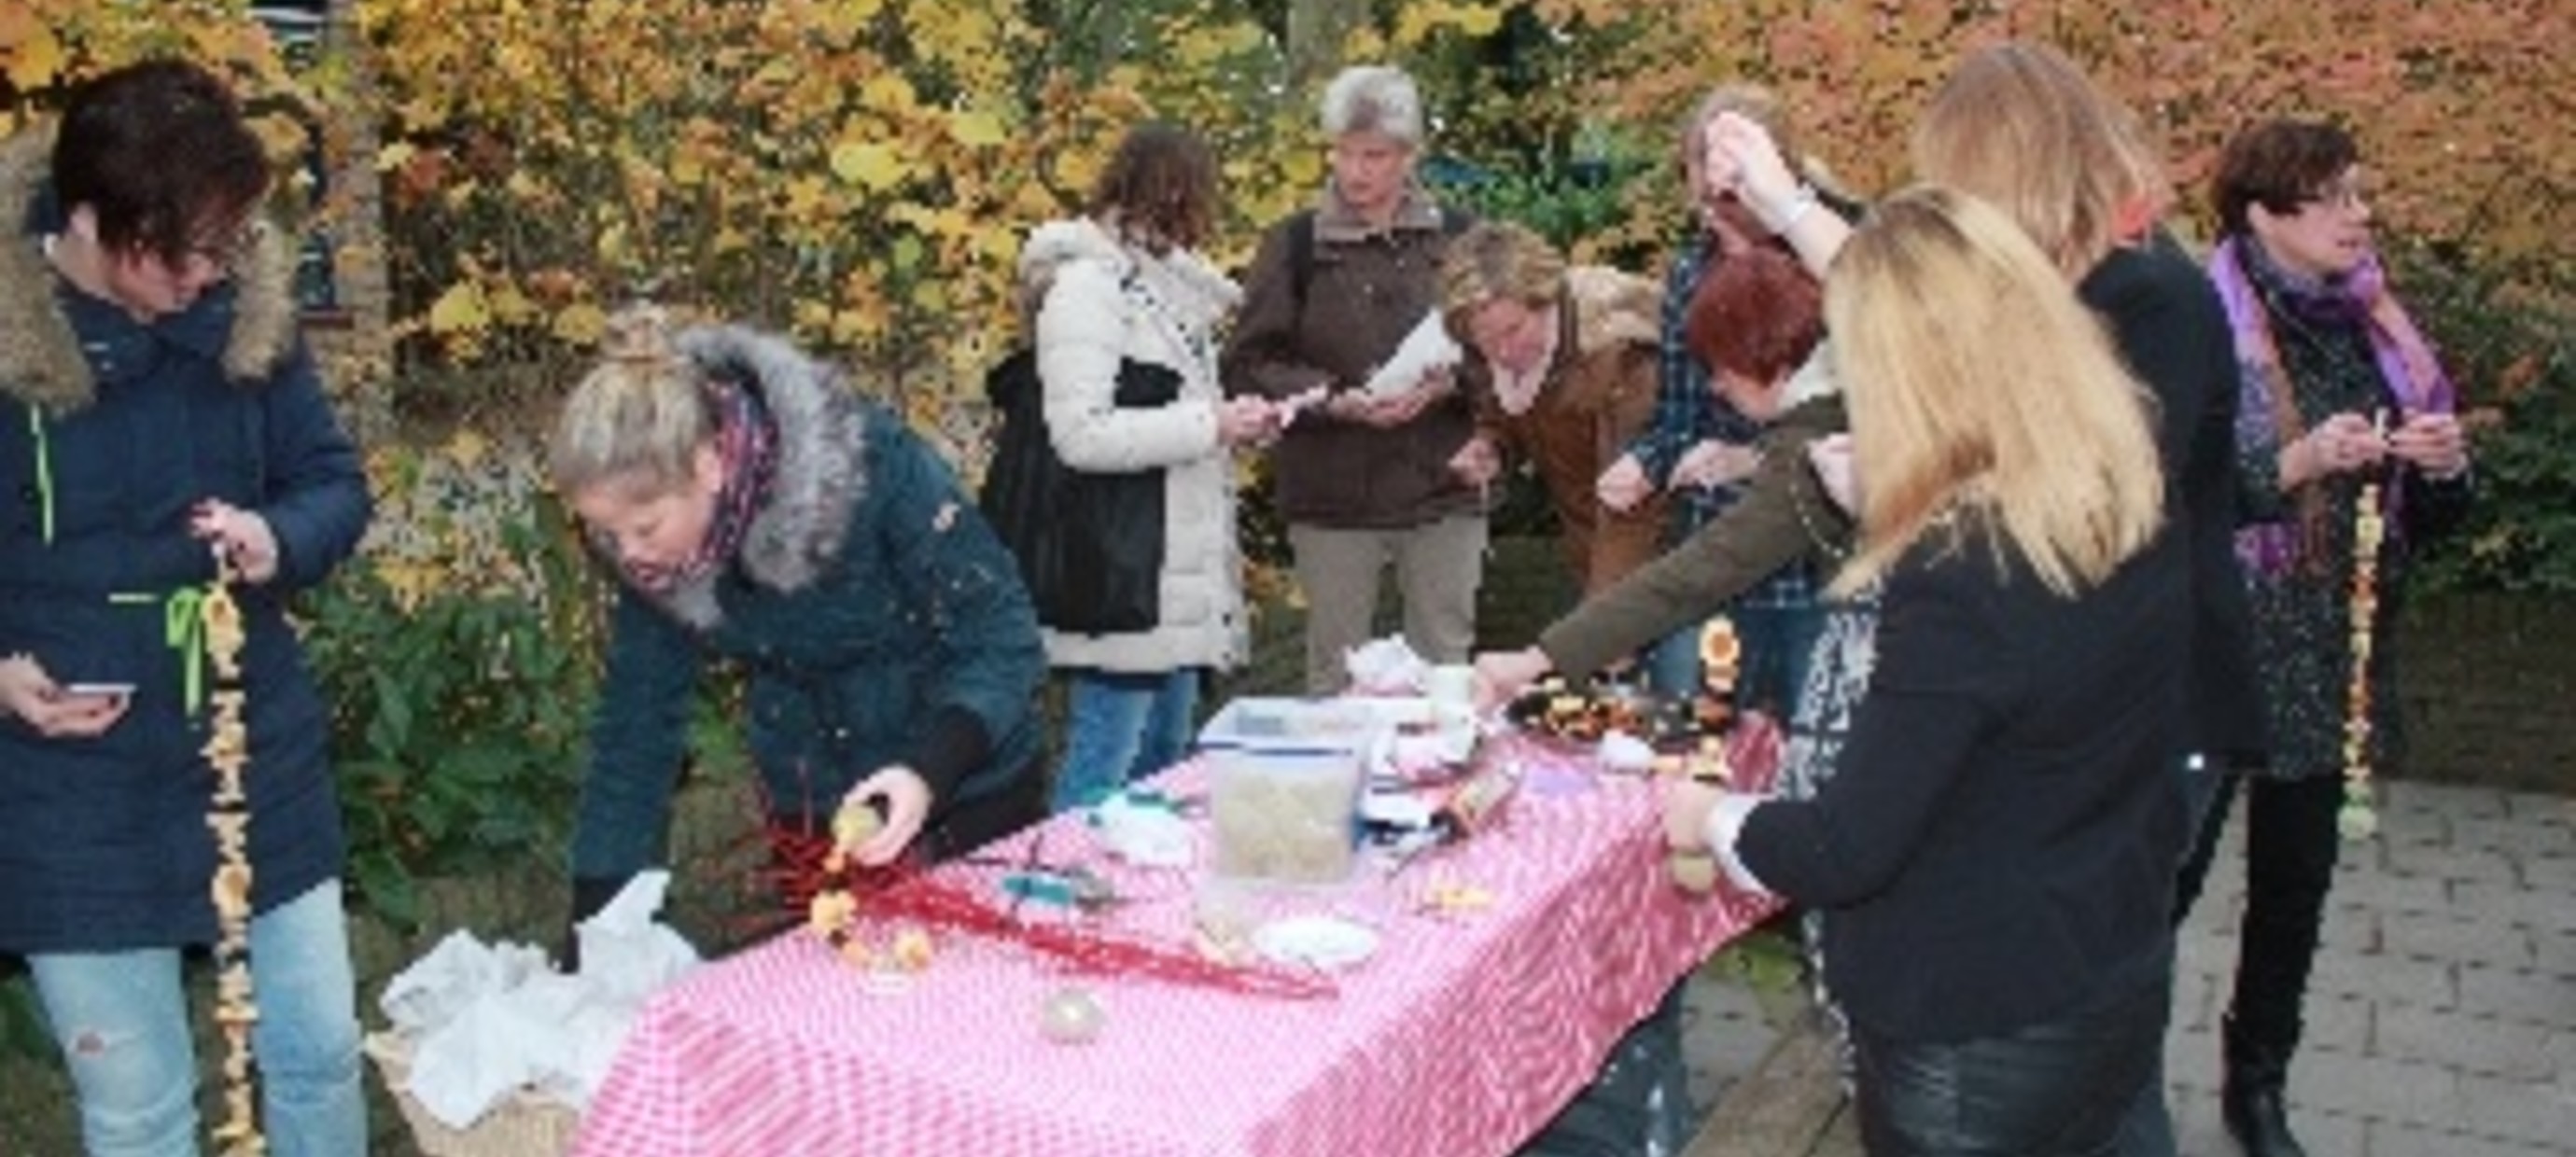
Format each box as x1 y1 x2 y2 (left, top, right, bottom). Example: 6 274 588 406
300 494 606 927
2387 244 2576 593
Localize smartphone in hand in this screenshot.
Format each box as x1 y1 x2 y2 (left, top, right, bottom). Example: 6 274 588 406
63 682 137 699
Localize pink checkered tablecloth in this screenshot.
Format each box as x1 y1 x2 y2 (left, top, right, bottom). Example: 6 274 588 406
574 738 1780 1156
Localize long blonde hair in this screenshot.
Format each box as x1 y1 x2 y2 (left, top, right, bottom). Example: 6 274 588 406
1911 41 2168 277
1827 186 2164 596
549 304 716 498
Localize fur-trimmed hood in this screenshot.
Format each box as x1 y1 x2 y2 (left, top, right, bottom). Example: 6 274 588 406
645 323 875 630
1015 216 1239 333
0 129 301 413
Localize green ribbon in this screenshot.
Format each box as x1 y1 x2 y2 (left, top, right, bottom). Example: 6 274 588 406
108 587 211 716
26 408 54 545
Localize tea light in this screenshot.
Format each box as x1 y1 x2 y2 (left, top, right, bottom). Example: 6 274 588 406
1040 987 1105 1044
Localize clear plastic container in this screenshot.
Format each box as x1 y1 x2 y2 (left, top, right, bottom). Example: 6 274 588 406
1206 745 1365 885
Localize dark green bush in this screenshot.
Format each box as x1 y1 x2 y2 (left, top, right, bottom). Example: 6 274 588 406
2387 244 2576 593
300 495 606 928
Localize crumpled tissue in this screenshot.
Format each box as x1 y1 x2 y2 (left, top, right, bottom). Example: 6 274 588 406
1343 635 1429 696
1361 310 1463 399
379 871 699 1128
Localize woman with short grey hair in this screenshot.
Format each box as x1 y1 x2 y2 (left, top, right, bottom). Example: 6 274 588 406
1221 63 1485 694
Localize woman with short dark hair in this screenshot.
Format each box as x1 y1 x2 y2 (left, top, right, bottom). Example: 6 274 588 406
0 59 373 1154
2180 117 2471 1157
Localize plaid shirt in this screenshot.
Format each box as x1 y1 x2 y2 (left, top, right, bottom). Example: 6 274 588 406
1619 237 1818 612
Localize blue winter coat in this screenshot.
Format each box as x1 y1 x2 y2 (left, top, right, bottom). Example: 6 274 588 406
0 138 371 954
569 325 1046 886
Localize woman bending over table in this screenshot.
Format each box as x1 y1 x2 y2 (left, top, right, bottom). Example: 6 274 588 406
552 307 1048 948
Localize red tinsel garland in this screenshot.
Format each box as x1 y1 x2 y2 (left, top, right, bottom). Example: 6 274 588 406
766 815 1334 1001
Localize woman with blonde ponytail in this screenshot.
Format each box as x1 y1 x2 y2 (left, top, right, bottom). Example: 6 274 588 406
551 304 1047 952
1667 187 2190 1155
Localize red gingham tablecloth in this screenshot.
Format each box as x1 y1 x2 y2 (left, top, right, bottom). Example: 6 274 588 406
574 737 1780 1157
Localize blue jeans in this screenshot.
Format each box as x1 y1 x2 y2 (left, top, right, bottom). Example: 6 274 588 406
1053 668 1202 812
27 878 366 1157
1645 603 1826 720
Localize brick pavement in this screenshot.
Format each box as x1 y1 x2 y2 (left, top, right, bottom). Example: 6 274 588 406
1682 777 2576 1156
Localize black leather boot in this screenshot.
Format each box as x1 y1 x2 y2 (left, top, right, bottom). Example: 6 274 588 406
2220 1014 2307 1157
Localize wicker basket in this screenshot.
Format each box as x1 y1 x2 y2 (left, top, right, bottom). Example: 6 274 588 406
366 1033 580 1157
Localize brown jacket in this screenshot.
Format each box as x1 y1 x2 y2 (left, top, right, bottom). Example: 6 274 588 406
1467 265 1667 593
1539 390 1852 678
1221 185 1480 528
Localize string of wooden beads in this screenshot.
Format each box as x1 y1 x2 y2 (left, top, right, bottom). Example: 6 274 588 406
202 561 266 1155
2339 435 2389 843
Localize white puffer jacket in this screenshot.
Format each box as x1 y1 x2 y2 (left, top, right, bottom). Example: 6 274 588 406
1018 216 1247 672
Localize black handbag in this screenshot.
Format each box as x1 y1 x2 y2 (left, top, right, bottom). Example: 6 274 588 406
978 349 1182 634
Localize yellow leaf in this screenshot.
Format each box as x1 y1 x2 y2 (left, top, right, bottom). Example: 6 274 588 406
444 430 490 469
427 283 491 335
4 25 63 91
553 302 609 345
488 285 536 325
830 141 910 191
860 73 917 114
947 110 1007 148
375 141 418 173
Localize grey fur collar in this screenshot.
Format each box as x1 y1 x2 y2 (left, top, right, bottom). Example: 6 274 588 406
0 130 300 413
647 324 872 631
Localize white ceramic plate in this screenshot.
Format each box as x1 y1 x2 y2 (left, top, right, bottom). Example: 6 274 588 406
1251 915 1380 971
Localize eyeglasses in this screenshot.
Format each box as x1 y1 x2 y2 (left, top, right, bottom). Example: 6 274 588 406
179 219 259 270
2300 178 2373 213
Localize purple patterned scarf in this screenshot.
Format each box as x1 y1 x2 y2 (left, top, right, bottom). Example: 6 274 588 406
620 379 778 592
2209 236 2453 578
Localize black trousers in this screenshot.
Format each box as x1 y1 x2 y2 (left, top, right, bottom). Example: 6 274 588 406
2174 771 2345 1057
1853 969 2170 1156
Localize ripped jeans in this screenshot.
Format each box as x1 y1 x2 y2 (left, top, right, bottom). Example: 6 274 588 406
27 878 366 1157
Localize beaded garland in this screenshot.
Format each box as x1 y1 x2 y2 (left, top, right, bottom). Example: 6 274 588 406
2339 451 2389 843
202 559 266 1155
1669 618 1743 894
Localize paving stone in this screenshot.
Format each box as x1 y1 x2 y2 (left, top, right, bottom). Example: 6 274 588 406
2454 815 2576 862
2320 901 2384 954
2372 1120 2560 1157
2167 968 2222 1035
2275 1104 2370 1157
2304 992 2378 1052
2380 908 2537 970
2387 780 2509 819
2381 841 2526 887
2502 791 2576 828
2520 854 2576 892
2450 1071 2576 1149
2289 1049 2458 1123
2457 964 2576 1030
2454 880 2576 934
2331 865 2457 913
2376 1001 2559 1080
2162 1025 2222 1093
2167 1095 2230 1157
2537 931 2576 980
2310 952 2459 1009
